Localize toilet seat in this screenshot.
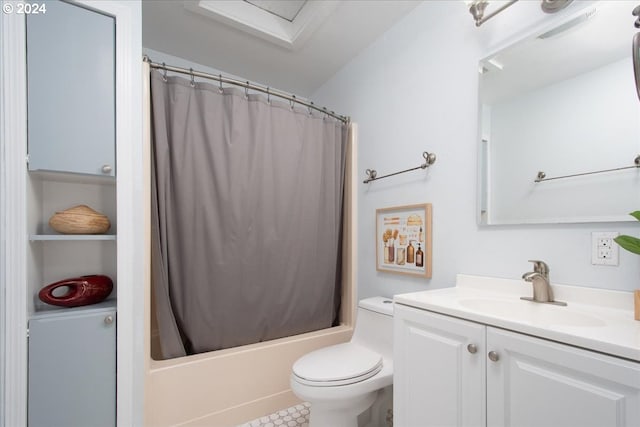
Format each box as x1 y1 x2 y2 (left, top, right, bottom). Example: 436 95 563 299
292 343 383 387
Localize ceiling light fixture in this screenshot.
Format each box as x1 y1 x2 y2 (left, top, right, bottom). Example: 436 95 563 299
468 0 574 27
468 0 518 27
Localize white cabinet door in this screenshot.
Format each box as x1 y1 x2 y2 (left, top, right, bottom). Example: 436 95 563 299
486 327 640 427
26 0 115 176
28 303 116 427
394 304 486 427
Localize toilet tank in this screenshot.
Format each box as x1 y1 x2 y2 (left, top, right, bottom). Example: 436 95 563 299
351 297 394 360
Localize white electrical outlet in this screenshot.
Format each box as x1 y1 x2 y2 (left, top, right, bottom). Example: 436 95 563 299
591 232 619 266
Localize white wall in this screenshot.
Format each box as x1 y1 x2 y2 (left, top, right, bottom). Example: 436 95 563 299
312 0 640 297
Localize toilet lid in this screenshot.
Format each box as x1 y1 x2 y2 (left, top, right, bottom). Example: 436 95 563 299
292 343 383 386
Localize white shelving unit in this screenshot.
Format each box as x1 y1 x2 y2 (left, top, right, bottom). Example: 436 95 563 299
2 1 142 424
24 3 119 425
27 176 118 314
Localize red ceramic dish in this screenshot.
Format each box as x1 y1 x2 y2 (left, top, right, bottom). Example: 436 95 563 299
38 275 113 307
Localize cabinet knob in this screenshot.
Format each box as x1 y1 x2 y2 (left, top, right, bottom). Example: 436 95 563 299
467 343 478 354
488 350 500 362
104 315 114 325
101 165 113 174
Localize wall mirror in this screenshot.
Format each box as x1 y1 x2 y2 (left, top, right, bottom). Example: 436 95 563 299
478 1 640 225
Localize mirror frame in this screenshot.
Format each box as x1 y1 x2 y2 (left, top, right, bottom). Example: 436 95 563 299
633 32 640 101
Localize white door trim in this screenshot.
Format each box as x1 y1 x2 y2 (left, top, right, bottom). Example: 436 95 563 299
0 6 28 426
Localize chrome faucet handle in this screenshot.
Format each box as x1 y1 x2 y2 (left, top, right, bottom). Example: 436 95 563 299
527 260 549 277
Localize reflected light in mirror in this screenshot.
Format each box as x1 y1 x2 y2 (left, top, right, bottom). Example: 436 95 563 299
537 7 596 39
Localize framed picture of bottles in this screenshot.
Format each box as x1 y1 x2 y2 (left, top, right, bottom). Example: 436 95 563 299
376 203 432 278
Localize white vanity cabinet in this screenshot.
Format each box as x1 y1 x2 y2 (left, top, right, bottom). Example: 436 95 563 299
394 303 640 427
26 0 115 177
394 304 485 426
486 327 640 427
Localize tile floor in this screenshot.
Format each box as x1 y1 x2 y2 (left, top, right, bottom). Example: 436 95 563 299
239 402 311 427
238 386 393 427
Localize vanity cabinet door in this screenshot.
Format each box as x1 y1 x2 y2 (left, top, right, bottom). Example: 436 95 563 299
394 304 486 427
26 0 115 176
486 327 640 427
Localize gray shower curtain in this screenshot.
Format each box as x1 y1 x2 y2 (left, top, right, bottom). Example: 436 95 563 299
150 70 348 359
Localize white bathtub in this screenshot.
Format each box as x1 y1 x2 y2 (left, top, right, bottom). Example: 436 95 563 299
145 322 353 426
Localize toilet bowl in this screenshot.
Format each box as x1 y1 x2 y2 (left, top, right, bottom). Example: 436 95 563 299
290 297 394 427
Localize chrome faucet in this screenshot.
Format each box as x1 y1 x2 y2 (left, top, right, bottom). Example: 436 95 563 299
521 260 566 306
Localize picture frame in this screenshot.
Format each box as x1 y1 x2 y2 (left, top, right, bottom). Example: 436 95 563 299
376 203 432 278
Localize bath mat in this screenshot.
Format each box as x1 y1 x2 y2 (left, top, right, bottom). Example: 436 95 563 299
238 402 310 427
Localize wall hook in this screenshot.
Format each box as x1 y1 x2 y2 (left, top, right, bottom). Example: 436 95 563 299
365 169 378 183
421 151 437 168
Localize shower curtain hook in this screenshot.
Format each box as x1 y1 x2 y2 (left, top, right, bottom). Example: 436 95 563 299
161 63 168 82
266 87 271 104
189 68 195 87
308 101 314 116
218 74 223 93
290 95 296 110
322 107 328 119
245 82 250 100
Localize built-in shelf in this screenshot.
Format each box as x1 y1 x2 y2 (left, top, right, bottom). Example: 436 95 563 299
29 234 116 241
29 170 116 186
32 299 117 316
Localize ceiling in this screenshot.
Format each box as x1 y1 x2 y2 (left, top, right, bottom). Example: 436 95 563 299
243 0 307 22
142 0 421 97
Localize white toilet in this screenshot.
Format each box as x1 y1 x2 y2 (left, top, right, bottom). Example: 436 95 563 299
290 297 394 427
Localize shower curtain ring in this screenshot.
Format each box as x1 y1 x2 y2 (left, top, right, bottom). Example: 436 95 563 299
266 87 271 104
245 82 250 100
161 63 167 82
290 95 296 110
308 102 314 116
189 68 195 87
218 74 223 93
323 107 328 119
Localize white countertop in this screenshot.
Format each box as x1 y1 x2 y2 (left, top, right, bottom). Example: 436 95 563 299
394 274 640 362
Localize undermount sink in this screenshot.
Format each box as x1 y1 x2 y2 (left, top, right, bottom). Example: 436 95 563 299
458 297 606 327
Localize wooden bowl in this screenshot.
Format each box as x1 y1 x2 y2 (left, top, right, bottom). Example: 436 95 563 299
49 205 111 234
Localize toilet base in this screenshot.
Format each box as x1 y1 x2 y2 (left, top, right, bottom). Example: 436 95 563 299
308 391 377 427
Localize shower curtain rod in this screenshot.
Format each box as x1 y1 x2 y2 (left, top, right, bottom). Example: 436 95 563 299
143 56 349 123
